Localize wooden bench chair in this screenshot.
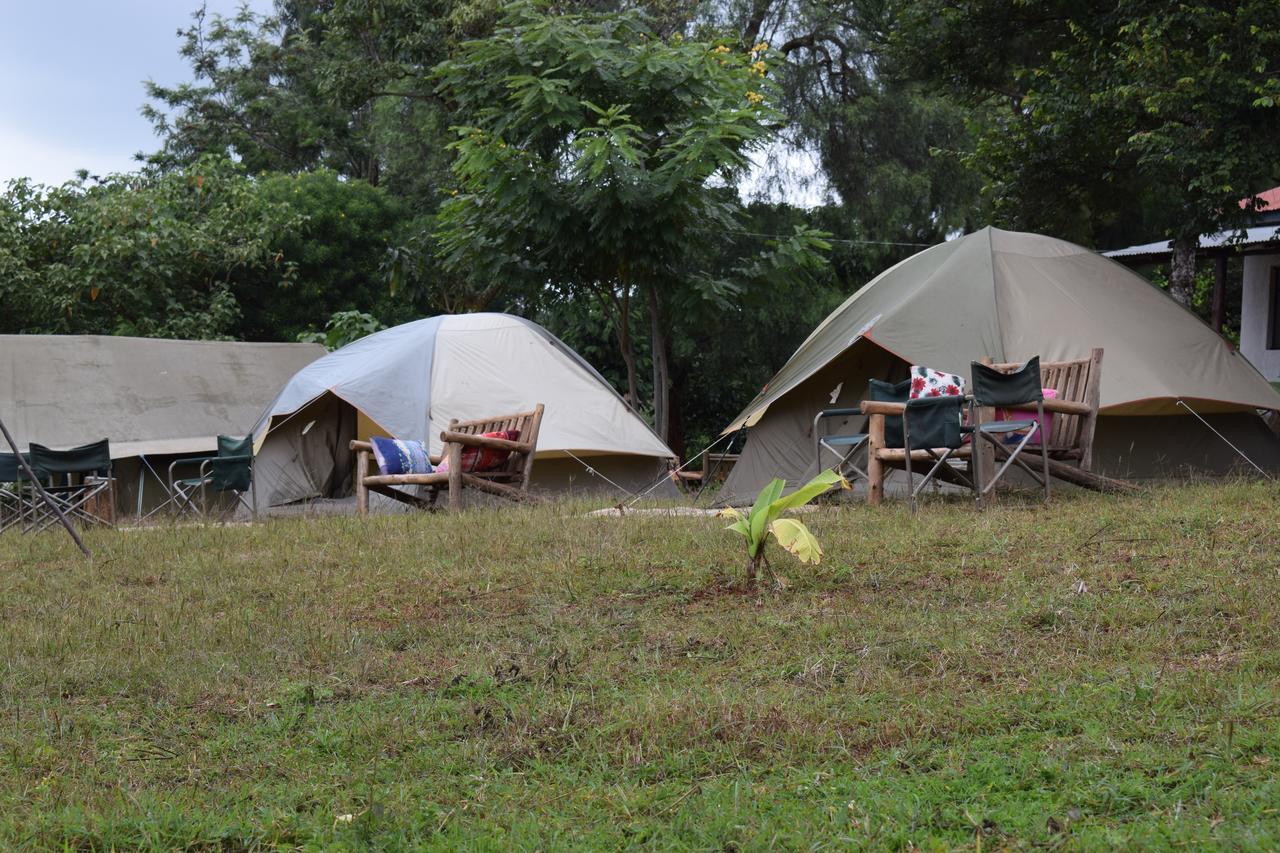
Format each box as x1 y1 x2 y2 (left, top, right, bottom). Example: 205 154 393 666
350 404 544 513
978 348 1104 485
672 451 740 493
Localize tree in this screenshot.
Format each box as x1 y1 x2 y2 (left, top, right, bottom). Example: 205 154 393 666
143 1 463 203
890 0 1280 302
230 170 416 341
433 3 829 446
0 157 301 339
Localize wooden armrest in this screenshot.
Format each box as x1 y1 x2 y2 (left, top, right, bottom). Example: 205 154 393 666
1036 398 1093 416
351 439 442 464
439 430 533 454
859 400 906 416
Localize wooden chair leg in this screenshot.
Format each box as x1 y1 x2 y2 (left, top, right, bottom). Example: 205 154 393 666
447 442 463 511
356 450 369 516
867 414 885 506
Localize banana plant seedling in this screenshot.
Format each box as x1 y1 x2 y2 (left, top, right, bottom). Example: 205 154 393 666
720 469 848 585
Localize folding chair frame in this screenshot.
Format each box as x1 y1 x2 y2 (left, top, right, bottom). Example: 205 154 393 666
166 456 257 522
970 399 1051 509
813 407 870 485
23 477 115 532
901 401 974 513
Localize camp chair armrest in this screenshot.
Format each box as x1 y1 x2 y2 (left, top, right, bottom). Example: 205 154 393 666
168 455 215 486
815 406 861 419
439 431 533 454
859 400 906 416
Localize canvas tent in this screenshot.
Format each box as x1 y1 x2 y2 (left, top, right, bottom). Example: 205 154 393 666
0 335 326 511
720 227 1280 502
251 313 677 505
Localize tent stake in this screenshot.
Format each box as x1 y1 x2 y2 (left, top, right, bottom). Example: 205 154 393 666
0 415 92 558
1175 399 1273 480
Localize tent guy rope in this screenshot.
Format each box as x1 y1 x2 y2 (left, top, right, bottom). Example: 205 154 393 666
1175 399 1273 479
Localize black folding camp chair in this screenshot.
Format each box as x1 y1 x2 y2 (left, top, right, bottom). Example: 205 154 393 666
0 453 29 534
25 440 115 531
969 356 1050 507
901 394 974 512
168 435 257 520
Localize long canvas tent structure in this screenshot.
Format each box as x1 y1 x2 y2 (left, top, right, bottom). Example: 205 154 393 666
251 313 677 506
0 335 326 512
720 227 1280 503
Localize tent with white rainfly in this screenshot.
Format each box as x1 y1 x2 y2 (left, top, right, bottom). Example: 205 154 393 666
718 227 1280 503
251 313 678 505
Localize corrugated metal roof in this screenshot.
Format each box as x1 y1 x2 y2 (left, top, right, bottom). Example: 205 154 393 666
1104 224 1280 259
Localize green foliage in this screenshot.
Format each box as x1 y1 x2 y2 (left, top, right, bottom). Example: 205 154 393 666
143 1 464 201
0 157 301 339
720 469 847 580
434 4 781 288
296 310 388 351
890 0 1280 247
232 170 414 341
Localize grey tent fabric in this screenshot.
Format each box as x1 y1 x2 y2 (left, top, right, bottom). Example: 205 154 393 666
252 313 677 505
720 228 1280 502
0 335 325 458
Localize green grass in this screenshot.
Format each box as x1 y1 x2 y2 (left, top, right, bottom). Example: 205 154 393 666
1 482 1278 849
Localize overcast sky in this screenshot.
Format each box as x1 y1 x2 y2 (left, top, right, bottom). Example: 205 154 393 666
0 0 273 187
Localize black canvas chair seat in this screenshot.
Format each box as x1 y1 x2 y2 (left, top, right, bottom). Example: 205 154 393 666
969 357 1050 506
0 453 30 534
901 395 973 511
25 440 115 531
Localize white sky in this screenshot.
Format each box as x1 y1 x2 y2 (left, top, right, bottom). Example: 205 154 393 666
0 0 273 186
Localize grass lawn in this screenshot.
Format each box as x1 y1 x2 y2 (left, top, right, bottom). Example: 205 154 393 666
1 482 1277 849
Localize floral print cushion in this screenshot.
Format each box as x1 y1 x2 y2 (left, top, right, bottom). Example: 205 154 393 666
909 365 966 399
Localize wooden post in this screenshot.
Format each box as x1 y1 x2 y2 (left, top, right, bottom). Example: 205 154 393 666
355 449 369 516
446 441 463 511
1211 252 1228 336
866 412 885 506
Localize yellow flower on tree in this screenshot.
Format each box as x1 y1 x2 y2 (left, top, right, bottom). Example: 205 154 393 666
746 90 764 105
752 60 767 76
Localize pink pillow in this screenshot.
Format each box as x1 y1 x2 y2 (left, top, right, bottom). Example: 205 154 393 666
435 429 521 473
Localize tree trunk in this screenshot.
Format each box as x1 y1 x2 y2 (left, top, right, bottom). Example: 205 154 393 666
1169 242 1198 307
615 285 640 408
646 283 671 443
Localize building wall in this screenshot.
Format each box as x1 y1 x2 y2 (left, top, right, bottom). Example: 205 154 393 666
1241 253 1280 381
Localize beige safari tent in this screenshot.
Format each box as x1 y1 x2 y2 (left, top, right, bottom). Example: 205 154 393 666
251 313 677 505
720 227 1280 502
0 334 326 512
